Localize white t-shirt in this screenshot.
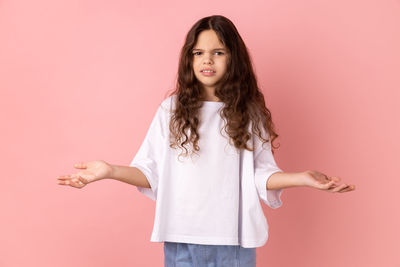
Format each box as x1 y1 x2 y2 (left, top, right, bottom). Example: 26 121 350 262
130 95 284 248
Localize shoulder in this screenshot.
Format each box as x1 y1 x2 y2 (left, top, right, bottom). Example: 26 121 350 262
159 94 177 113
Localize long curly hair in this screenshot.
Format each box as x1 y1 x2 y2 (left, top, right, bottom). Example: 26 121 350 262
166 15 280 160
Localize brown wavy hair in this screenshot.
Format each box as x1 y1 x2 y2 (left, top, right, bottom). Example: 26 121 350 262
166 15 280 160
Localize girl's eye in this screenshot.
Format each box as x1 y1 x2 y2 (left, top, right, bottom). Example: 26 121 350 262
192 51 225 56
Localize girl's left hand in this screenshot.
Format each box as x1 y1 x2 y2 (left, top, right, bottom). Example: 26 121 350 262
301 170 356 193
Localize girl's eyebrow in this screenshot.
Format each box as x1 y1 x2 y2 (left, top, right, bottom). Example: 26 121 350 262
192 48 226 51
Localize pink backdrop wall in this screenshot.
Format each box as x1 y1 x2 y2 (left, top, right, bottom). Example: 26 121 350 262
1 0 399 266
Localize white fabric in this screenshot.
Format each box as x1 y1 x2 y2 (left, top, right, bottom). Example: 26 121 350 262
130 95 284 248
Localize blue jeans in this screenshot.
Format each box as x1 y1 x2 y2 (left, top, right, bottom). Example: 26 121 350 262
164 241 256 267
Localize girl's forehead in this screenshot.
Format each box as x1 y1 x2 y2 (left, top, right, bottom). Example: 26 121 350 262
193 30 226 49
192 42 227 50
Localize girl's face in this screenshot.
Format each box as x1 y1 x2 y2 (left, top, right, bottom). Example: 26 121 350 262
192 30 229 95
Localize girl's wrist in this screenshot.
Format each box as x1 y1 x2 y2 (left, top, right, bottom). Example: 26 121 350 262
109 164 118 179
296 171 310 187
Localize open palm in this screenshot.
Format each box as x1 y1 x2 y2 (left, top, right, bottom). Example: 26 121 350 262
302 170 356 193
57 160 113 189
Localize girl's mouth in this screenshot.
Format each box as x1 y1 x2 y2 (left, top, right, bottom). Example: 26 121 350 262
201 70 216 76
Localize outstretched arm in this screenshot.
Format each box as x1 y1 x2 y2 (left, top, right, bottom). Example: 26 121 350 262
57 160 150 189
267 170 356 193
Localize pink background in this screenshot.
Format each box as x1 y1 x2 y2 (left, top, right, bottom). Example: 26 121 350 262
1 0 399 266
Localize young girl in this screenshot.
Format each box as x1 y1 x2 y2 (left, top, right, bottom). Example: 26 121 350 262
57 15 356 267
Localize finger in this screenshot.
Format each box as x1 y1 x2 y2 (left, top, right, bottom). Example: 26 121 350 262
58 179 71 186
57 176 72 182
57 177 82 188
74 162 87 169
57 174 78 181
62 178 82 189
60 174 87 186
338 187 352 193
320 180 336 189
339 184 355 193
57 175 72 179
338 184 350 192
57 179 67 185
330 183 348 193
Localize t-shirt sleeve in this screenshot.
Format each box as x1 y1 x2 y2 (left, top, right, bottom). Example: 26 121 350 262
129 103 167 201
253 126 284 209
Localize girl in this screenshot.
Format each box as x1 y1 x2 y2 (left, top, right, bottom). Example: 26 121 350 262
57 15 356 267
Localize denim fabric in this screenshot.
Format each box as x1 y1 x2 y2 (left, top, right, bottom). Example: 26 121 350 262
164 241 256 267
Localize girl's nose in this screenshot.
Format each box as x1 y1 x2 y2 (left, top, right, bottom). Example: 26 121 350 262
202 53 213 64
203 57 213 64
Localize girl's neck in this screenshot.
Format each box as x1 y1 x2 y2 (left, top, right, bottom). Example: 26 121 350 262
200 88 221 102
201 97 221 102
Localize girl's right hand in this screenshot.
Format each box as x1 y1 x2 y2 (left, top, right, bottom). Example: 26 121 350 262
301 170 356 193
57 160 113 189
